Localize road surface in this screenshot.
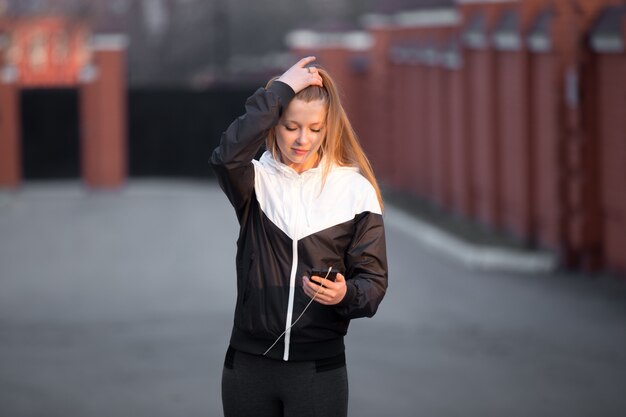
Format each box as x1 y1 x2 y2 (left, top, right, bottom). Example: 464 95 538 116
1 180 625 416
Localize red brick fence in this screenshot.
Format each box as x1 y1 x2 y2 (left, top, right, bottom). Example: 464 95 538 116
288 0 626 275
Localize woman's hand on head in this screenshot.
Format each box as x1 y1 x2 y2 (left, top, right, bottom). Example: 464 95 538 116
277 56 323 94
302 273 347 306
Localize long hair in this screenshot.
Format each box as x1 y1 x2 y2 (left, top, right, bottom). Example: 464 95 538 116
265 67 384 210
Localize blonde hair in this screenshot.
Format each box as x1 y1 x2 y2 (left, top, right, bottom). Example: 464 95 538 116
266 67 384 210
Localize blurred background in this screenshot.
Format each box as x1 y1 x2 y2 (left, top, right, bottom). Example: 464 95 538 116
1 0 626 416
1 0 625 274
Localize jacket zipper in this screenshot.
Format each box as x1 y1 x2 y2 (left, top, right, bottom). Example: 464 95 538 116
282 175 304 361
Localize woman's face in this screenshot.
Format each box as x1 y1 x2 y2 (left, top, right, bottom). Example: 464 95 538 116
275 99 326 173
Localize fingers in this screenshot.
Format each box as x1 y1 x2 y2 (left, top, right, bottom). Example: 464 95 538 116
276 56 323 93
306 66 324 87
302 275 347 305
309 274 341 289
298 55 317 68
300 56 323 84
302 277 332 304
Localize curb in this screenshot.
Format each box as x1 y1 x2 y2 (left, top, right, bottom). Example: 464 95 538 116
385 205 558 273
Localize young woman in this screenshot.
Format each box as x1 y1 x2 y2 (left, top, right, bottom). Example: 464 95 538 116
210 56 388 417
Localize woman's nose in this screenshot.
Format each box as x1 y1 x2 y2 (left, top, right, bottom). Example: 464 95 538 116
297 130 310 144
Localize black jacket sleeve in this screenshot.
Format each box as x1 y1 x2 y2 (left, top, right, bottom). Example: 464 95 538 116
209 81 295 221
335 211 388 319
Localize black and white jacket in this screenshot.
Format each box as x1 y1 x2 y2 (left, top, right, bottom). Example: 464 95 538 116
210 81 388 362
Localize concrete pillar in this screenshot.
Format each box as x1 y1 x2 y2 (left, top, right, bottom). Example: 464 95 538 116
361 14 395 183
550 0 622 270
588 4 626 274
492 2 544 243
0 62 20 188
447 36 473 218
80 34 128 188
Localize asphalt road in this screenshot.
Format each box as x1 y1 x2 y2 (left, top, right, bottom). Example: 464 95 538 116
1 180 625 417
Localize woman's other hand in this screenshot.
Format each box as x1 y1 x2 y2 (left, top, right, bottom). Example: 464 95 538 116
302 273 347 305
277 56 323 94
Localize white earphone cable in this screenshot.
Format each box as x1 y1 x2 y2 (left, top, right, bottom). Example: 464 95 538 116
263 266 333 356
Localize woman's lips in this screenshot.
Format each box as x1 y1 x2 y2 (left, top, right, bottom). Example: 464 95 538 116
292 148 308 156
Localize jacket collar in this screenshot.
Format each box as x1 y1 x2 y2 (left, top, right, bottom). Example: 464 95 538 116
257 150 331 178
257 151 361 179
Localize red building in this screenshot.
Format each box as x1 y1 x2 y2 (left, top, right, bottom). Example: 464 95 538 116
0 16 128 188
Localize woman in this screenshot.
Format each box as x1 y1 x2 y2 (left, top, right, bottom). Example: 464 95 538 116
210 56 388 417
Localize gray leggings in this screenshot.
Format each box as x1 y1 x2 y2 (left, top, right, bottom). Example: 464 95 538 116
221 347 348 417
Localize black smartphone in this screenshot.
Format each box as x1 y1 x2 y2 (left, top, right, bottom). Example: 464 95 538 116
309 268 338 285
